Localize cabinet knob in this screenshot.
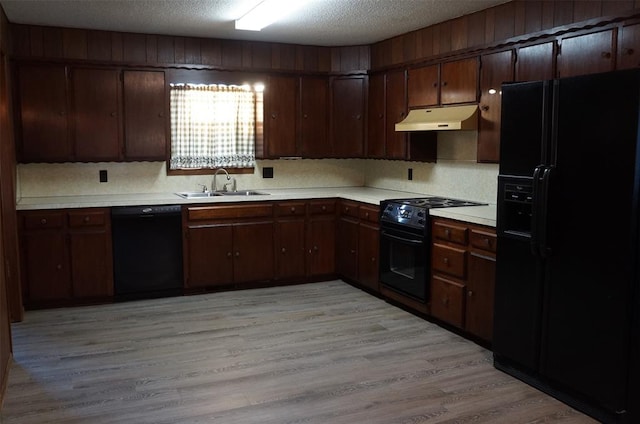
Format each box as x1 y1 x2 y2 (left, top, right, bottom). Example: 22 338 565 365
624 48 635 55
481 105 489 112
601 51 612 59
432 82 438 88
56 264 62 270
110 112 116 117
355 114 362 120
321 205 327 211
40 218 47 225
313 245 318 252
344 207 349 213
378 113 383 119
371 257 376 262
227 252 232 258
350 249 356 255
281 247 286 254
442 81 448 87
483 238 491 246
444 228 451 237
83 216 90 223
235 251 240 257
442 297 449 306
468 290 474 297
290 206 296 213
443 257 449 265
158 112 164 118
271 113 277 119
365 212 369 219
303 113 308 119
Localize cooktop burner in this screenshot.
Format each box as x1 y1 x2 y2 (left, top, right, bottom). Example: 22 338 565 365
380 196 487 230
394 197 487 208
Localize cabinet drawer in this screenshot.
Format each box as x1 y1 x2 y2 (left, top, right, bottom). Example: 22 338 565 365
308 200 336 215
275 202 306 217
433 221 468 245
431 275 465 328
339 201 359 218
359 205 379 224
432 243 466 278
187 204 273 221
23 212 64 229
68 210 107 228
470 229 496 253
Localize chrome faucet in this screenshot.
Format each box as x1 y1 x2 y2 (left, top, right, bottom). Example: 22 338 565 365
212 168 231 192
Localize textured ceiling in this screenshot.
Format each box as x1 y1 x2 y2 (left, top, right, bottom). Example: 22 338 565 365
0 0 508 46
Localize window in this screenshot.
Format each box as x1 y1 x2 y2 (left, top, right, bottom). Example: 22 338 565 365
169 83 263 170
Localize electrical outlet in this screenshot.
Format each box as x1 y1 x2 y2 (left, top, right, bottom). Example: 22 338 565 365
407 168 413 181
99 170 108 183
263 167 274 178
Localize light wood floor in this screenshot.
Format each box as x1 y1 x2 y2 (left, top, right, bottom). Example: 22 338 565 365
1 281 596 424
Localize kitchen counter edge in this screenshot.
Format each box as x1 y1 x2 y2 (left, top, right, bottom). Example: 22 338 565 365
16 187 497 227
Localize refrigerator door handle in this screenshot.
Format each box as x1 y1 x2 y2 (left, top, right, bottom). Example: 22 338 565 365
530 164 545 256
538 165 554 258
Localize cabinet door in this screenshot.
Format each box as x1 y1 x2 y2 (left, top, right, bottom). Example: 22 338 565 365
558 29 614 78
466 253 496 341
69 230 113 298
478 50 514 163
515 42 556 82
123 70 166 160
265 75 297 157
385 70 407 159
299 76 328 158
186 225 233 288
307 216 335 277
17 64 70 162
431 275 465 328
358 222 380 293
367 73 386 158
408 64 439 108
233 221 274 283
331 76 365 158
23 231 70 301
440 58 478 105
337 217 359 282
618 23 640 70
275 219 306 280
71 67 121 161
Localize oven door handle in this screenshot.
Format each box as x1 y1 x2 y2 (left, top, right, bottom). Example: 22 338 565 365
381 230 423 245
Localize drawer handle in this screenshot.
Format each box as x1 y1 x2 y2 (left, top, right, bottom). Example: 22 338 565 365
365 212 369 219
345 207 350 213
444 228 451 238
443 257 449 265
40 218 47 225
290 207 296 213
624 48 635 55
483 238 491 246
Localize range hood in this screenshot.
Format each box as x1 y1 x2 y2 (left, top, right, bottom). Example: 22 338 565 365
395 104 478 131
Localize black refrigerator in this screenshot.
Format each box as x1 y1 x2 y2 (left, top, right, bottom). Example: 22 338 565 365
493 69 640 423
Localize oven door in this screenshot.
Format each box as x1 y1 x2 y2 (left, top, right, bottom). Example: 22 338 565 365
379 226 428 302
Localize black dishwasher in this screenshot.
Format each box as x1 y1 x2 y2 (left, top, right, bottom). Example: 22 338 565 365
111 205 183 300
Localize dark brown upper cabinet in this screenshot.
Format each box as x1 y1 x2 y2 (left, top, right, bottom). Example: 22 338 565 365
515 42 556 82
366 73 386 158
263 75 298 158
299 76 329 158
122 70 167 161
71 67 121 161
331 76 366 158
16 64 71 162
408 57 478 108
618 22 640 70
478 50 514 163
385 69 407 159
557 29 615 78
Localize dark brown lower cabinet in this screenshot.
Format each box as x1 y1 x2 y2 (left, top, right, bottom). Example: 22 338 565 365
336 200 380 294
19 208 113 306
307 200 336 279
430 217 496 342
183 203 274 289
274 201 307 281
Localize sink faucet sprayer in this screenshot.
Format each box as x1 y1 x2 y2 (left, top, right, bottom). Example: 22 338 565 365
212 168 235 192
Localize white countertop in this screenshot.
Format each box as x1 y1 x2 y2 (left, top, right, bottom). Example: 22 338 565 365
16 187 496 227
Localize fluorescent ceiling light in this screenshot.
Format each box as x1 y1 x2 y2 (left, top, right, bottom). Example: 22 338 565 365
235 0 306 32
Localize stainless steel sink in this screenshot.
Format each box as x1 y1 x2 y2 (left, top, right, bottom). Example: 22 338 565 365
221 190 269 196
175 192 223 199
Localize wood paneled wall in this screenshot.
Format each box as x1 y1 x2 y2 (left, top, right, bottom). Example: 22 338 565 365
371 0 640 69
9 25 370 73
0 2 14 409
